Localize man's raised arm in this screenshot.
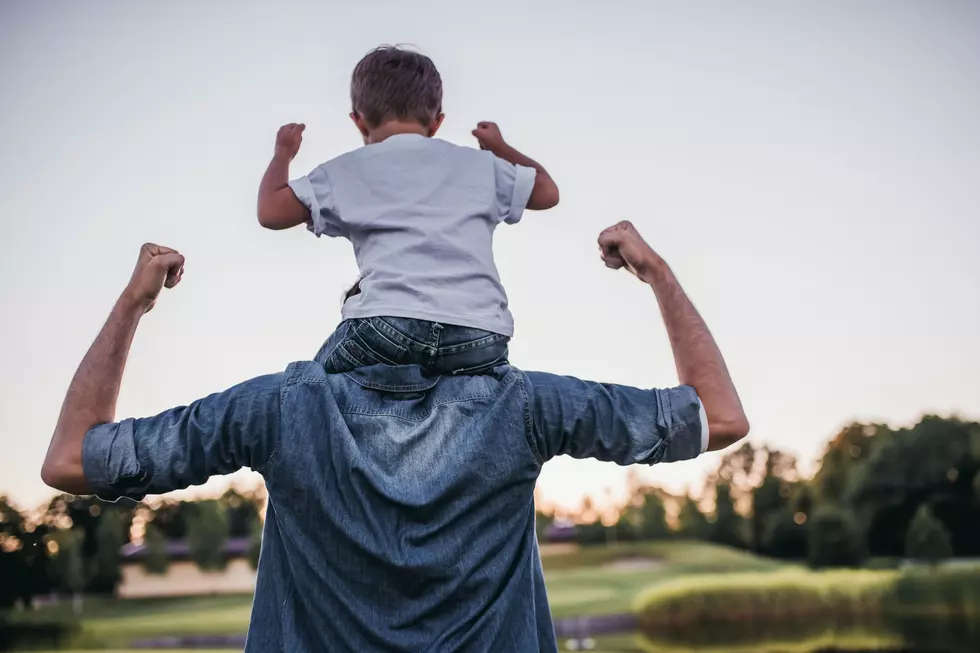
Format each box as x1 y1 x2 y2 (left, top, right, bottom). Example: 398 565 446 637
42 244 283 500
41 245 185 493
598 221 749 450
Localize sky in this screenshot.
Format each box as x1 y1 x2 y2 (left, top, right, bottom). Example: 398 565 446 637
1 0 979 513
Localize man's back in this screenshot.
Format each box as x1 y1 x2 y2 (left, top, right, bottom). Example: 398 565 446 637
249 363 547 651
49 223 747 653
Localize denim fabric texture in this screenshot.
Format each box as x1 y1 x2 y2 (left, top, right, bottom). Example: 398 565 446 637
317 317 510 377
82 361 705 652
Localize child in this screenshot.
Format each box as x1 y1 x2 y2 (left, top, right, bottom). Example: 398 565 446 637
256 45 559 375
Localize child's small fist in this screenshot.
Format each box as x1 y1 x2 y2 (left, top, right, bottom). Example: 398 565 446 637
275 123 305 160
472 122 506 152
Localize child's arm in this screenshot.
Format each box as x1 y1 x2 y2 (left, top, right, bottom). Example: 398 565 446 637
473 122 560 210
257 123 311 230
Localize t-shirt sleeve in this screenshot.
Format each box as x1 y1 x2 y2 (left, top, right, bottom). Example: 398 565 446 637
288 165 346 238
491 155 537 225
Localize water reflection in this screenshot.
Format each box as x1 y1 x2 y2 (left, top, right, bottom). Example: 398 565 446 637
636 615 980 653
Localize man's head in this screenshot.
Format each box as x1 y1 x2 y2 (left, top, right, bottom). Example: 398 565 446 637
350 45 444 143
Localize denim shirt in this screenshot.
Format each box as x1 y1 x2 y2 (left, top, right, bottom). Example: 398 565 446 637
83 363 707 652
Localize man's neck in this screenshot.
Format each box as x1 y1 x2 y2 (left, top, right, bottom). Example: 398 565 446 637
367 121 429 144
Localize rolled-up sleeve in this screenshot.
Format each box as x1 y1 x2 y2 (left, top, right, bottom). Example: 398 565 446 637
491 155 536 225
82 373 284 501
288 165 346 238
524 371 707 465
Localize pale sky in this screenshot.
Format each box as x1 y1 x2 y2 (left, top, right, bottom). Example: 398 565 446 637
2 1 979 513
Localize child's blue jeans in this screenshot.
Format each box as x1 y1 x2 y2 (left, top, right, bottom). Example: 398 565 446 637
316 316 510 376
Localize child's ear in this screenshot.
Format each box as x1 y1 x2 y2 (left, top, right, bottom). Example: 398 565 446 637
428 113 445 137
350 112 370 141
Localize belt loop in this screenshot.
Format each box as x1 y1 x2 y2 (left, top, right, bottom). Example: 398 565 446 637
429 322 443 348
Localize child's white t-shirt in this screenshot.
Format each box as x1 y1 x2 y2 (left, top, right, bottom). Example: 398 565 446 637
289 134 536 337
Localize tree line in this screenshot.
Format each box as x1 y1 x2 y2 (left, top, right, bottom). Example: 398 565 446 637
538 415 980 568
3 414 979 610
0 488 264 610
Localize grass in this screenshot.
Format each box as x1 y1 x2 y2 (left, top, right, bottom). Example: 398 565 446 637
7 541 780 651
544 540 784 619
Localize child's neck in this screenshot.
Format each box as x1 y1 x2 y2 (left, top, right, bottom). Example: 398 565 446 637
366 121 429 144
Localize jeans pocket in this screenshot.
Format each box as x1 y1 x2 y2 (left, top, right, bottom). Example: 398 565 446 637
351 320 408 365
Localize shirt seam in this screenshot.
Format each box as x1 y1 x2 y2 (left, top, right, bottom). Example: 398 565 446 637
263 366 295 480
516 373 545 465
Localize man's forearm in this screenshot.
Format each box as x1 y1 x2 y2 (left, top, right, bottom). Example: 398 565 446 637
642 259 749 450
41 295 143 493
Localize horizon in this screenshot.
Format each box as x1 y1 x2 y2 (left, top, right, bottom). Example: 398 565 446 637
2 0 979 513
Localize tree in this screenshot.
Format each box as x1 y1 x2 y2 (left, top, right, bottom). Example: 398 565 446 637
807 505 864 569
221 489 260 539
812 423 879 505
637 491 670 541
91 506 124 593
535 509 554 543
150 501 192 539
905 504 953 565
247 519 263 571
48 530 89 614
676 496 709 540
750 449 797 552
142 523 169 575
847 416 980 557
761 507 808 560
186 500 228 571
709 484 745 549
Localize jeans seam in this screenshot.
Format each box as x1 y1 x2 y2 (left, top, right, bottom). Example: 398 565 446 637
371 317 432 352
438 334 508 355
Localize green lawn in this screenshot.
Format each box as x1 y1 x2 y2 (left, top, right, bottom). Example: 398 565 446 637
11 541 779 651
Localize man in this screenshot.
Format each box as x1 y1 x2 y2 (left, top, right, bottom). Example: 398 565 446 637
42 221 748 652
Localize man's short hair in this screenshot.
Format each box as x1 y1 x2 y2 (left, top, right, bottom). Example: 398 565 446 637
350 45 443 128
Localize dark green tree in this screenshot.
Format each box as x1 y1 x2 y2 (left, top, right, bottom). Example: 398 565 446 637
637 491 670 541
92 506 125 593
142 523 169 575
905 504 952 565
221 489 261 539
186 500 228 571
848 416 980 557
750 449 797 553
676 496 709 540
48 529 89 614
812 423 879 505
807 505 865 568
247 519 263 571
535 509 554 543
709 484 745 549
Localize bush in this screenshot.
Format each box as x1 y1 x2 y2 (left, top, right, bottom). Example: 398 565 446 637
806 506 865 568
904 504 952 564
635 568 895 629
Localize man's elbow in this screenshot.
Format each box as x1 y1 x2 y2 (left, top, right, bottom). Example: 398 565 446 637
528 178 560 211
40 459 74 493
256 207 283 230
40 447 89 494
706 416 750 452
